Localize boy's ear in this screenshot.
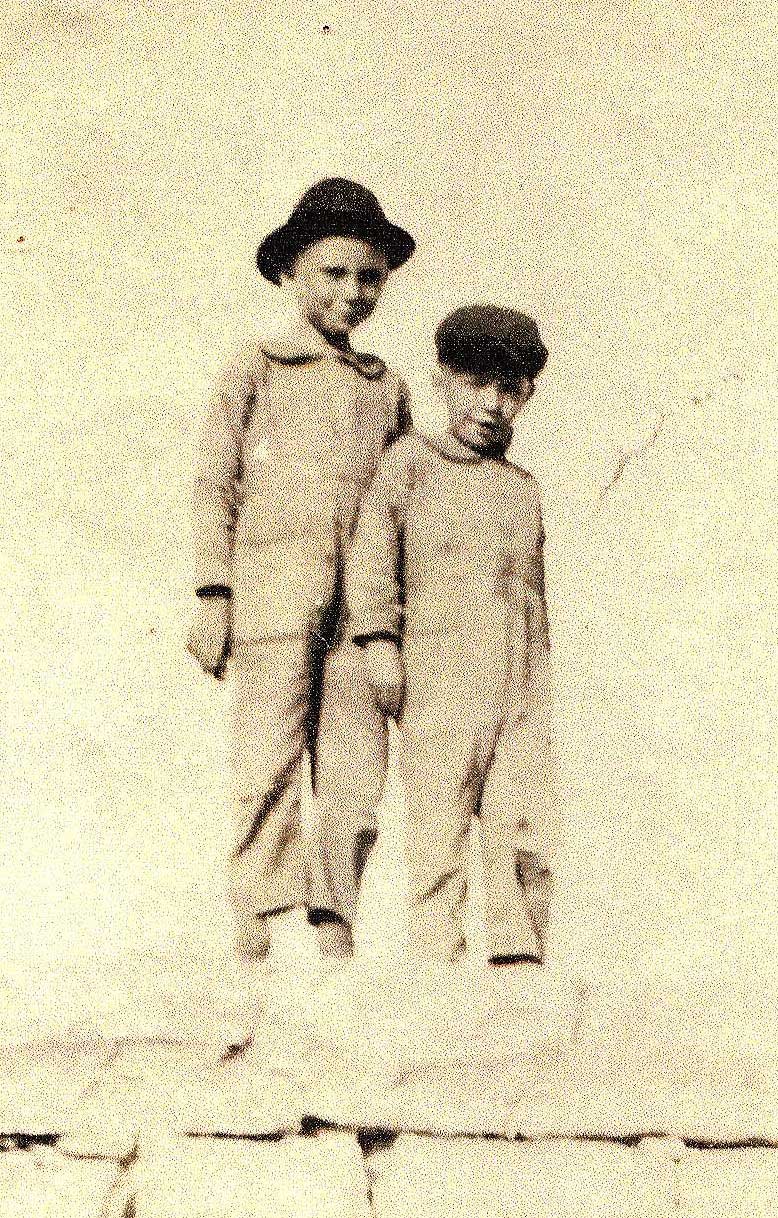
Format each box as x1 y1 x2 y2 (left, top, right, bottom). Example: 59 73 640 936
430 363 446 390
276 253 298 286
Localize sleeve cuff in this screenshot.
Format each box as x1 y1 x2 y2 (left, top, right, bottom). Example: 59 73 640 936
196 584 233 600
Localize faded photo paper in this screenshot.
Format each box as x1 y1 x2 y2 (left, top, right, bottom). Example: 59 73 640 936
2 0 777 1213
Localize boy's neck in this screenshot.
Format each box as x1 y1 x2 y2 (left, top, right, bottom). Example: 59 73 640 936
295 318 354 355
263 316 386 379
425 428 506 464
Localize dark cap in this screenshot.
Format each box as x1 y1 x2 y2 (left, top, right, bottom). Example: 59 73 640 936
435 305 548 380
257 178 416 284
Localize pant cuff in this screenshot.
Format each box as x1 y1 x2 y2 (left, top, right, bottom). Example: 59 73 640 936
233 904 301 961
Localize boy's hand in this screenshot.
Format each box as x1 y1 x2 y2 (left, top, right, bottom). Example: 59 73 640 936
362 638 405 717
187 598 232 679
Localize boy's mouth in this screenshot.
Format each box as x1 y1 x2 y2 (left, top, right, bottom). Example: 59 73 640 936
462 415 512 453
321 309 362 335
344 304 370 325
471 416 499 434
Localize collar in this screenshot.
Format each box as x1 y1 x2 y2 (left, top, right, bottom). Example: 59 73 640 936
260 323 387 380
421 428 510 465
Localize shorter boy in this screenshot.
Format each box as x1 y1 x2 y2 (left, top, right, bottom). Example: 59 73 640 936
345 305 557 964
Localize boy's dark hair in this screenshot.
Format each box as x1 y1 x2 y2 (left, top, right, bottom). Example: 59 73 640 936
436 305 548 380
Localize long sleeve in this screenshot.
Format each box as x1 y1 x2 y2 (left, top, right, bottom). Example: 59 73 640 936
346 441 411 644
526 520 550 654
192 357 253 591
502 472 553 713
522 478 553 718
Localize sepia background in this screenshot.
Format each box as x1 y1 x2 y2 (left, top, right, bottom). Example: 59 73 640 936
1 0 776 1039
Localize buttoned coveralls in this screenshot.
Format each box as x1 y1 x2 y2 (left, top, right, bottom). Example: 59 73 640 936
338 429 558 963
193 326 410 958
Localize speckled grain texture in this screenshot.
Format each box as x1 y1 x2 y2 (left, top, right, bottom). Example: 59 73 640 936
2 0 776 1212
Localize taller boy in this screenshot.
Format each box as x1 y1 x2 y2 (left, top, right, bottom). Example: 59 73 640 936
187 179 415 960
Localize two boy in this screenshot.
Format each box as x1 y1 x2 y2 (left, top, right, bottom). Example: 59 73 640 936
189 179 557 977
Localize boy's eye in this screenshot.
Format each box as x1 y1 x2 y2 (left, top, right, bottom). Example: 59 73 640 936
502 379 535 399
323 266 347 279
358 269 383 288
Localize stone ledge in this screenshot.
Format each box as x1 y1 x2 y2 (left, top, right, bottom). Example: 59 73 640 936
131 1129 371 1218
5 958 778 1150
0 1145 126 1218
365 1135 778 1218
4 1133 773 1218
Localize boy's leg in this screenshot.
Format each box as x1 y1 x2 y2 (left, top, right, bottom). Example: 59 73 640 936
228 636 320 960
399 638 485 963
400 738 474 963
479 714 559 964
307 641 389 956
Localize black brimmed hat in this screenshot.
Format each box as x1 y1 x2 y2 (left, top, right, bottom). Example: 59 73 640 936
257 178 416 284
435 305 548 380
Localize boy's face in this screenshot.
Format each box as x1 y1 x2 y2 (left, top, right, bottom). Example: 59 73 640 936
284 237 390 343
435 365 536 454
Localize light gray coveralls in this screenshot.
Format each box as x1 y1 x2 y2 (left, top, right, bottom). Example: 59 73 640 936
193 325 410 957
323 427 558 963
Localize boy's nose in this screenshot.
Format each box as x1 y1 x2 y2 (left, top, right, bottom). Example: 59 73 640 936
476 384 501 415
342 276 364 302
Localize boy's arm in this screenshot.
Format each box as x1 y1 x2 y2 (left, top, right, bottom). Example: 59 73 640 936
394 376 413 440
526 483 551 649
188 353 253 677
522 476 553 714
347 440 412 715
192 358 251 592
347 442 409 646
383 372 413 445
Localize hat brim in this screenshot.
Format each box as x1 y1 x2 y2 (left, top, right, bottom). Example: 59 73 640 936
257 211 415 284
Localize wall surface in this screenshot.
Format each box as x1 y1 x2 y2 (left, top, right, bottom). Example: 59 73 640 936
1 0 776 1038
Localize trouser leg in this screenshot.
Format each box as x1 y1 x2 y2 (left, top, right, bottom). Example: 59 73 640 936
228 636 321 960
400 630 514 963
307 642 388 956
480 713 559 963
399 645 483 962
400 728 480 963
